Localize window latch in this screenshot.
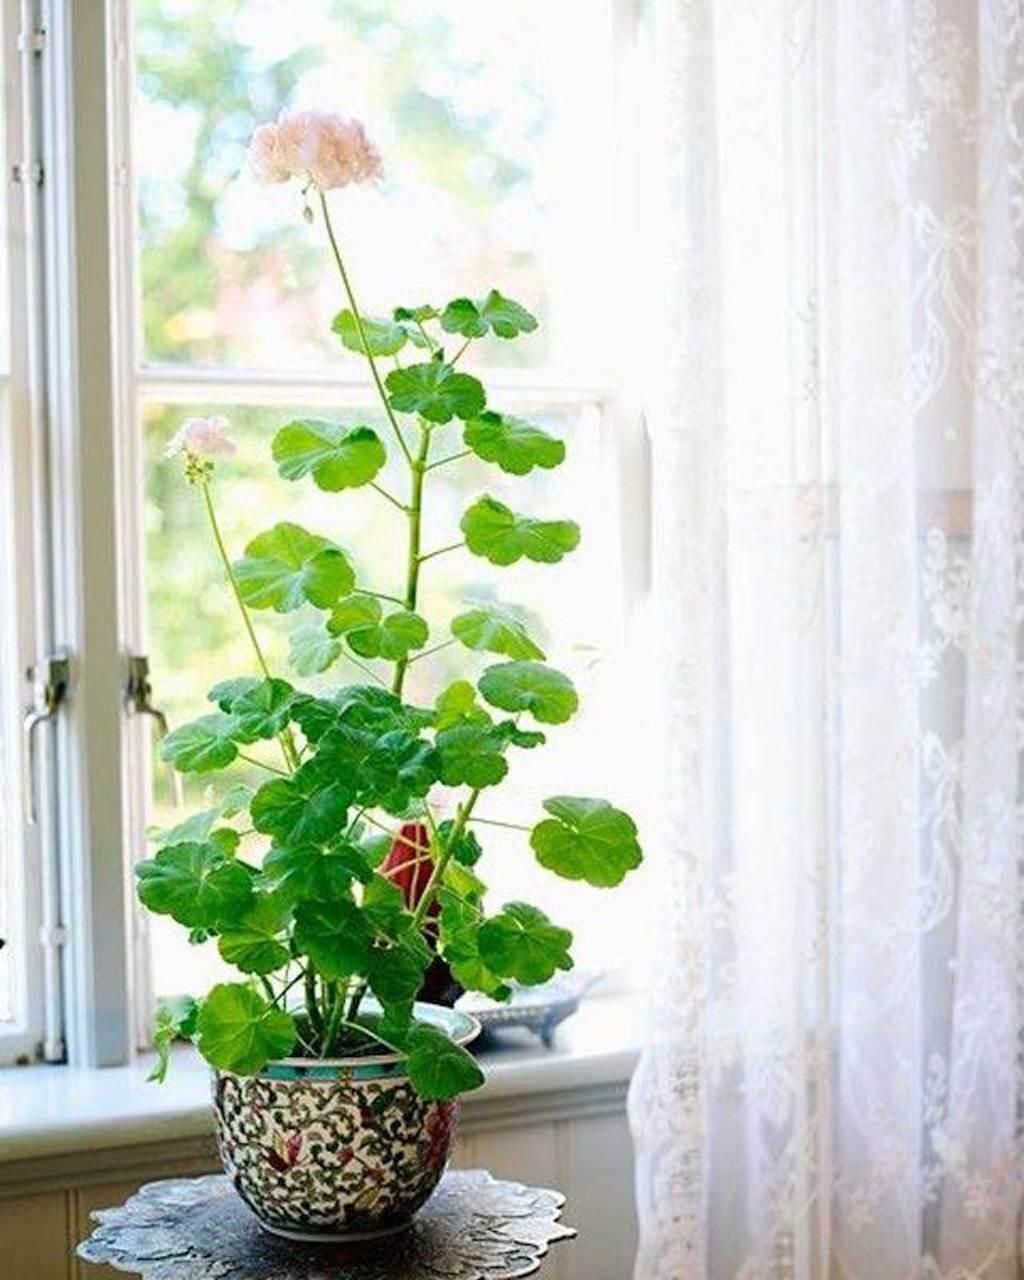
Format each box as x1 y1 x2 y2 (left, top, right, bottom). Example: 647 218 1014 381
22 652 70 826
124 654 168 737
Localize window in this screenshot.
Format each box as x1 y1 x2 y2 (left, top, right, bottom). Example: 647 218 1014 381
0 0 651 1066
0 4 53 1063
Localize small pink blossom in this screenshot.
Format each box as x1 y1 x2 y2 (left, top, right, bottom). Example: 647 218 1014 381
246 110 383 191
165 416 237 459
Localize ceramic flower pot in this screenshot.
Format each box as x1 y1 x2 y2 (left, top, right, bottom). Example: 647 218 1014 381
211 1004 480 1241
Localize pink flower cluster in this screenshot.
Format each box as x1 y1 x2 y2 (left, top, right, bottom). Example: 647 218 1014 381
248 111 383 191
165 415 237 459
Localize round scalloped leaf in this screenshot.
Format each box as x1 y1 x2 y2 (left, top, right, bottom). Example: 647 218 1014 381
217 895 291 975
385 361 486 424
208 677 261 713
451 604 545 661
196 983 296 1074
477 901 573 985
463 412 565 476
293 897 372 979
262 842 372 905
230 679 296 742
460 496 580 567
233 523 355 612
327 593 383 636
435 722 510 788
161 713 239 774
135 841 253 930
288 623 342 677
440 290 538 340
348 609 429 661
272 420 386 492
250 762 351 845
478 661 578 725
404 1023 485 1100
530 796 643 887
331 309 408 357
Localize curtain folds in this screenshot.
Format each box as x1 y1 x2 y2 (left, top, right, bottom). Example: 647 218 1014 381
628 2 1024 1277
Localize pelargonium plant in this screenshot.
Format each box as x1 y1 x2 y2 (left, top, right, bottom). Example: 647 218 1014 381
136 110 643 1102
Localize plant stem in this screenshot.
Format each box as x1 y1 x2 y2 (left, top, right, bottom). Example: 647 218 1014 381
236 751 289 777
425 450 472 471
304 968 323 1039
407 639 456 665
317 190 412 465
200 480 300 773
392 425 431 697
359 588 406 606
268 970 305 1009
418 540 464 564
467 816 531 832
369 481 408 513
411 789 481 929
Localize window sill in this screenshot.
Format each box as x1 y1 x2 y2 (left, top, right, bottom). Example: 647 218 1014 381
0 995 642 1182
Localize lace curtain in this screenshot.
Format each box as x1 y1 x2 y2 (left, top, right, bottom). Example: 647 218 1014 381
628 2 1024 1277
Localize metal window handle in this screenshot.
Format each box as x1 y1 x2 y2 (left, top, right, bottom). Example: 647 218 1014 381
125 655 183 808
23 654 70 826
124 655 168 736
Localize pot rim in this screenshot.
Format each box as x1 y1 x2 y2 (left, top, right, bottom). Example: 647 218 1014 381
250 1001 481 1073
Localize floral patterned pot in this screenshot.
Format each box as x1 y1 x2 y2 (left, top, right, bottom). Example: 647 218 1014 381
211 1004 480 1242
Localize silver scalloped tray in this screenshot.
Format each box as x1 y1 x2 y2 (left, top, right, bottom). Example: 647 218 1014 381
456 974 601 1049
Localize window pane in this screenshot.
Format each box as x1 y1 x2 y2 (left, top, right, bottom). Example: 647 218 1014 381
134 0 614 372
143 399 646 998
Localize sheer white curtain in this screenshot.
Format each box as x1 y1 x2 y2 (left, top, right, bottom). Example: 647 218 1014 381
628 2 1024 1277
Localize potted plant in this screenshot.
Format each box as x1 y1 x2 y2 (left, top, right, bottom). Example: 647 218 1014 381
136 109 644 1243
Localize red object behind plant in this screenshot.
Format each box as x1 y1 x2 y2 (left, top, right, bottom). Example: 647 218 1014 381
381 822 438 920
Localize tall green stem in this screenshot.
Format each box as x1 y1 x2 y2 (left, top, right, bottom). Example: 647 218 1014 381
200 480 299 773
392 425 430 697
317 190 412 465
411 789 481 930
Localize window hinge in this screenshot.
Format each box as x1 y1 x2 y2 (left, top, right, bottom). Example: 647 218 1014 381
124 654 169 736
17 27 46 54
11 160 43 186
23 651 70 825
39 924 67 949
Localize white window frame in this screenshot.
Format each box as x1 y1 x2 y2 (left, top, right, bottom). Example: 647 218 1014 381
0 0 651 1068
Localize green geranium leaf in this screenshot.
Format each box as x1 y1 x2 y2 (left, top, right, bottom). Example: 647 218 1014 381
208 677 261 712
392 304 437 347
161 713 239 774
439 893 509 1000
231 679 296 742
434 680 489 731
361 874 412 939
272 419 387 492
217 894 292 975
440 290 538 340
530 796 643 887
478 661 578 725
149 995 199 1084
438 821 483 868
349 609 429 661
385 361 486 424
327 593 383 636
196 983 296 1075
451 603 545 661
234 523 355 612
250 761 351 845
463 412 565 476
314 723 437 812
292 685 432 744
289 623 342 677
435 722 509 789
478 902 574 985
366 933 432 1010
404 1023 484 1100
262 842 372 905
461 496 580 567
136 842 253 930
294 897 372 979
331 309 408 357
